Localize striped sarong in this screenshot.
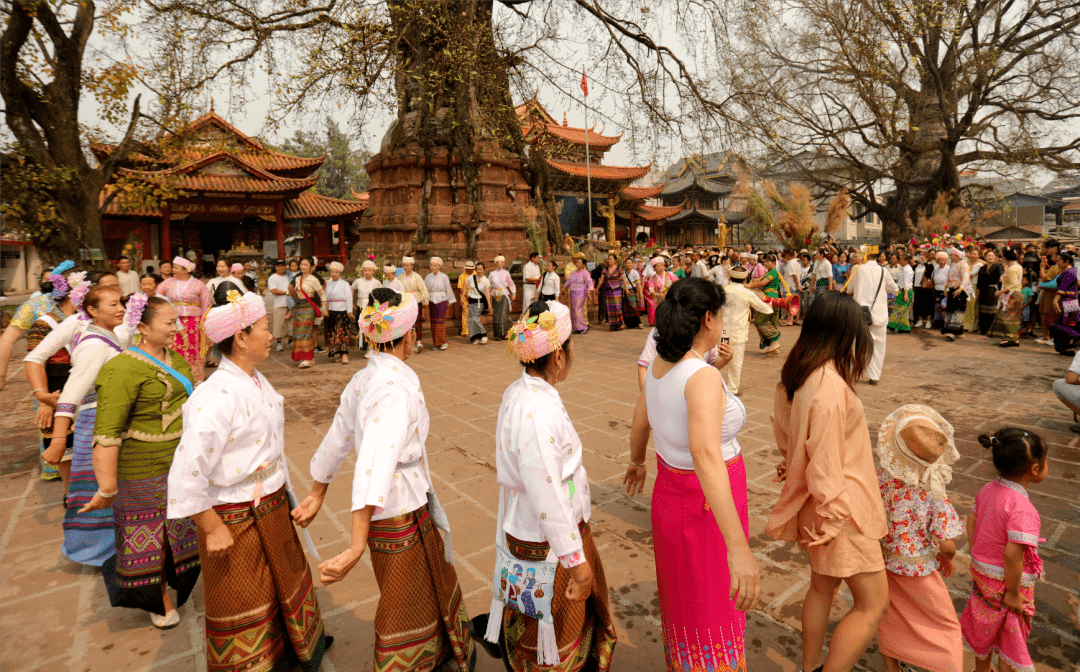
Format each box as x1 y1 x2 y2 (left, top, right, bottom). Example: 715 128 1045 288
102 470 201 615
367 506 474 672
201 486 326 672
429 301 448 347
291 303 315 361
603 287 623 330
502 521 617 672
63 396 116 567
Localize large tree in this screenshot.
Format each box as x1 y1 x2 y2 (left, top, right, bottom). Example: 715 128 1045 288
726 0 1080 243
138 0 741 254
1 0 148 261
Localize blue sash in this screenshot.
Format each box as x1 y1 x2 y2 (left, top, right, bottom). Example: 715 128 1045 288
129 346 194 396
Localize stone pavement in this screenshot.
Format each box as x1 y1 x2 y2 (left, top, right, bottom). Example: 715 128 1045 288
1 321 1078 672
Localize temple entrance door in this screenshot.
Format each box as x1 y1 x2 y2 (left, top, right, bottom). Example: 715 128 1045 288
198 220 235 274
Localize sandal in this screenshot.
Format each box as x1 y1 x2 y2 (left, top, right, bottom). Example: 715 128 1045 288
150 610 180 629
298 361 313 369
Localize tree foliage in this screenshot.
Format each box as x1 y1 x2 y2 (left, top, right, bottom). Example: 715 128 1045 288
278 116 371 199
725 0 1080 244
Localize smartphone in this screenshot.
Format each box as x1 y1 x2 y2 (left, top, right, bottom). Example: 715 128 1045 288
720 327 730 346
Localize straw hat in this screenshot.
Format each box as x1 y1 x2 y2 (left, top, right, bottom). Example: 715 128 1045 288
876 404 958 498
728 265 749 280
464 260 476 270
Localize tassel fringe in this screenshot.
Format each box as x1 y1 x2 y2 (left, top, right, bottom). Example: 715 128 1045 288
484 598 504 644
537 621 560 666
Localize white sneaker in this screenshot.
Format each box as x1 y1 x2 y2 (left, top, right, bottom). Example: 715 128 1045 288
481 337 488 345
439 344 448 350
275 342 283 352
364 350 373 359
416 343 424 353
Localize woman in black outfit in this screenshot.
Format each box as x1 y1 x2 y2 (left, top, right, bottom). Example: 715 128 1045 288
977 249 1003 334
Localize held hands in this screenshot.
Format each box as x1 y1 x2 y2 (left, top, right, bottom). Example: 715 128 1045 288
290 494 324 528
565 562 593 601
1003 589 1032 617
727 544 762 612
204 525 235 558
622 463 648 495
318 547 364 586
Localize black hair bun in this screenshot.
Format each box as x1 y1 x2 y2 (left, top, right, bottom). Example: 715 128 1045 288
977 434 994 449
213 281 236 307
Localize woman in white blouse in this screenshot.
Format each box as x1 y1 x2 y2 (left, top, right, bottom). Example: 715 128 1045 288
45 283 128 567
323 260 354 364
297 287 475 672
538 258 561 301
481 300 618 671
625 277 761 672
352 260 382 358
167 288 330 672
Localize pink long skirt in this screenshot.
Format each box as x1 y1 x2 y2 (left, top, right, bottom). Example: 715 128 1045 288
652 455 748 672
878 570 963 672
960 566 1036 672
175 315 204 384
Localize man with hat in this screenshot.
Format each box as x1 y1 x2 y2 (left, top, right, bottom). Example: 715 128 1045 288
267 259 291 352
720 266 774 395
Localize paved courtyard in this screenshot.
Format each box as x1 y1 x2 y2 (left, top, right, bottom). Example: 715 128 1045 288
1 320 1078 672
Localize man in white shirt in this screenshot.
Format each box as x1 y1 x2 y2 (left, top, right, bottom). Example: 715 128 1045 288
116 256 140 297
521 251 542 314
721 266 774 394
846 257 899 385
691 250 709 279
267 260 292 351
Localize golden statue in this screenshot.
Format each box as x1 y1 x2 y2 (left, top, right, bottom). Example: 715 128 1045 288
717 214 728 250
597 197 617 244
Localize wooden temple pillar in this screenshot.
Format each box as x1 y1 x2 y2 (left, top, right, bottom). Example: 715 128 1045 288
338 218 347 264
274 201 285 259
161 204 172 261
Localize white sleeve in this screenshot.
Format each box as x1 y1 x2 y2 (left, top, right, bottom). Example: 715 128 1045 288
167 397 231 519
310 391 358 484
517 408 584 559
350 382 410 514
638 330 658 367
24 316 78 365
54 344 111 418
446 276 457 304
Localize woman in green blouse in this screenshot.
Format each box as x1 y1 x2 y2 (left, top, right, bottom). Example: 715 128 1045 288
748 253 784 355
81 296 201 629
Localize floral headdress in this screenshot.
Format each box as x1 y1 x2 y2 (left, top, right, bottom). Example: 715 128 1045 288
67 272 92 311
507 300 572 363
359 293 418 346
49 274 70 300
124 292 149 328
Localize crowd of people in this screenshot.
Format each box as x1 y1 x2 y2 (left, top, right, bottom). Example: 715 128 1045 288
0 239 1063 672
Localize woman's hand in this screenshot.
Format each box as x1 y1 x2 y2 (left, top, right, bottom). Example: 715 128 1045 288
565 562 594 601
727 543 762 612
714 343 734 369
936 551 955 578
78 492 114 514
290 494 324 528
623 463 648 495
204 525 234 558
800 523 839 548
35 401 57 430
42 437 68 465
318 547 364 586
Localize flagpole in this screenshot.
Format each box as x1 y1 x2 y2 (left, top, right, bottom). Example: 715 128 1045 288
583 69 592 238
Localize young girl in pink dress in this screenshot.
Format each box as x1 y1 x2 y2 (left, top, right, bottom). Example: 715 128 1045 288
961 427 1049 672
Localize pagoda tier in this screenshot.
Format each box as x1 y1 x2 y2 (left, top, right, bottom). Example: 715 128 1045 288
95 109 367 267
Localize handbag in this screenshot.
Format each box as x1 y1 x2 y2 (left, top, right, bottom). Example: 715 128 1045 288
473 275 489 314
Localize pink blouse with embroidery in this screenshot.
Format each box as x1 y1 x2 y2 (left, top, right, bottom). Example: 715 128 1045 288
876 469 964 577
969 476 1044 586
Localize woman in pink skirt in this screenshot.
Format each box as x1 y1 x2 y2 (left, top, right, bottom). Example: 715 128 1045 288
156 256 211 383
626 277 760 672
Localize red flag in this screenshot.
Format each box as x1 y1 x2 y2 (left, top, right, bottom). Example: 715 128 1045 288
581 68 588 97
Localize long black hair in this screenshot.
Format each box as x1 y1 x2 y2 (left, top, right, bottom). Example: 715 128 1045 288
653 277 725 362
779 290 872 400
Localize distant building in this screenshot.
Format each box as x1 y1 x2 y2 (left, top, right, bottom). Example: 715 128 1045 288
658 152 749 247
962 175 1063 240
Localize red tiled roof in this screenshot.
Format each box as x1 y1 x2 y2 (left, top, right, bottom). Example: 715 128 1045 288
117 152 318 194
285 191 367 220
350 190 371 203
525 122 622 148
619 183 666 201
100 193 162 217
546 158 651 181
93 143 324 173
514 98 558 125
633 203 685 221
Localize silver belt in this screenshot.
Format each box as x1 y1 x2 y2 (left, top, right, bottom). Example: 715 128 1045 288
238 457 282 486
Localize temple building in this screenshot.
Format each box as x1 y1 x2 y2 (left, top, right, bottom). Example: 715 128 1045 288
659 152 749 247
96 110 367 274
517 99 683 244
